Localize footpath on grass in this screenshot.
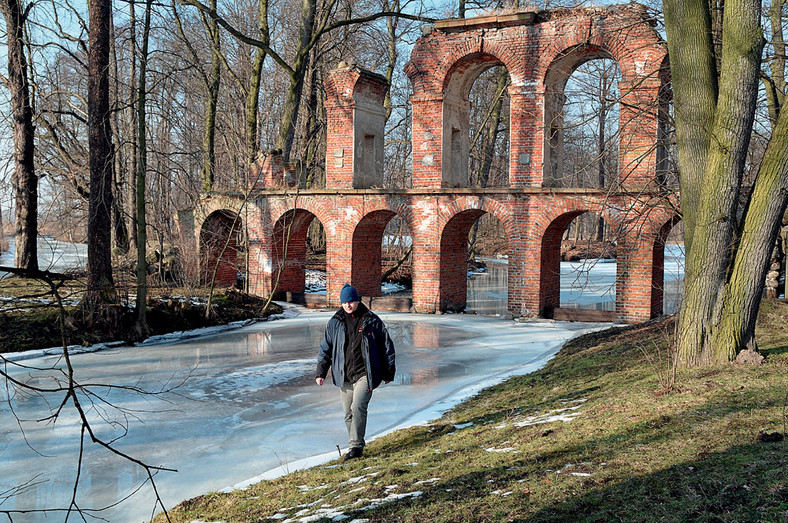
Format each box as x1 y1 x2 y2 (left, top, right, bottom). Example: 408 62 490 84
158 300 788 523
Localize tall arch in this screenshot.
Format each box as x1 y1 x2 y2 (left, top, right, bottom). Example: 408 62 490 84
437 197 513 312
271 209 322 295
351 209 399 298
199 210 244 287
542 45 621 188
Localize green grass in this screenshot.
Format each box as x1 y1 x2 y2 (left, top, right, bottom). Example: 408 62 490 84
159 304 788 522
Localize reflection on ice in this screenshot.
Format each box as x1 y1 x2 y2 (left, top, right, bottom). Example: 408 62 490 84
0 309 598 522
468 244 685 315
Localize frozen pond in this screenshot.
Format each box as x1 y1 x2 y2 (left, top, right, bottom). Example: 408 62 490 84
0 309 600 522
0 237 87 279
466 242 684 315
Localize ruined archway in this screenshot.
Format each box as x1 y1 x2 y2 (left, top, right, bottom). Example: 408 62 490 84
651 216 683 316
439 206 510 313
538 207 619 318
199 210 244 287
351 210 398 298
543 45 622 188
442 53 513 188
271 209 323 296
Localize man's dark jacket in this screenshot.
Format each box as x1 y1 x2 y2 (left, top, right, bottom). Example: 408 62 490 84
316 305 396 390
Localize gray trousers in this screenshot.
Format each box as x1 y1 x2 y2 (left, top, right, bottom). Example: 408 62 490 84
339 377 373 450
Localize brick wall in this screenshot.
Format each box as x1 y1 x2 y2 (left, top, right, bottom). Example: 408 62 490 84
197 5 677 324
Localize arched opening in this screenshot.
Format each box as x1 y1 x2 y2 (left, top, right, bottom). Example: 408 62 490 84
272 209 324 299
655 217 684 316
443 54 511 188
440 209 509 314
199 210 245 287
544 47 622 188
351 211 412 301
540 210 617 319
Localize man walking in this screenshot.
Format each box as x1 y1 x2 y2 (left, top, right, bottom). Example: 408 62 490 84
316 284 396 460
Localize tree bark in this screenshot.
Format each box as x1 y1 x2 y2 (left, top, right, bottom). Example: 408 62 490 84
1 0 38 271
245 0 269 165
134 0 153 332
662 0 718 254
666 0 767 365
201 0 221 192
86 0 117 312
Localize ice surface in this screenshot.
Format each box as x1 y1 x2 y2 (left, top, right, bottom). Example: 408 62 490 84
0 307 602 522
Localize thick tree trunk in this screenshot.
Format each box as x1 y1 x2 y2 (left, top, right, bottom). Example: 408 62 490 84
2 0 38 271
86 0 116 311
669 0 765 366
662 0 718 254
710 108 788 356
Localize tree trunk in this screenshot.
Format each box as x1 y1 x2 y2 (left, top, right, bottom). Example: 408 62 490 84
128 0 139 251
135 0 153 333
710 107 788 355
245 0 269 166
667 0 765 365
201 0 221 192
1 0 38 271
275 0 317 162
662 0 718 255
86 0 116 312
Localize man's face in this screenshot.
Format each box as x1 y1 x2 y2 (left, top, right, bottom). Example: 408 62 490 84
342 301 359 314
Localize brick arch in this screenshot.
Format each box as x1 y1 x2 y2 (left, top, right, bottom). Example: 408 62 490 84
438 208 486 311
533 8 665 86
199 209 244 287
440 195 514 236
269 198 334 235
270 208 325 295
534 7 666 190
351 209 400 298
649 214 682 316
540 44 621 188
531 197 620 239
534 202 620 316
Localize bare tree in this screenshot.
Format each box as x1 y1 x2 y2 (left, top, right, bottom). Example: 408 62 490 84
85 0 117 317
1 0 38 271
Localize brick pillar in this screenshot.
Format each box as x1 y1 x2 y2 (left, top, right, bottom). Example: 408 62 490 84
618 82 661 190
324 64 388 189
506 202 535 315
249 151 299 189
615 234 655 323
326 229 353 308
410 96 444 188
509 89 543 187
410 199 440 312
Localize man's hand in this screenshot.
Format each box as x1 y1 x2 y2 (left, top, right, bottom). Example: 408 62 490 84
316 377 324 386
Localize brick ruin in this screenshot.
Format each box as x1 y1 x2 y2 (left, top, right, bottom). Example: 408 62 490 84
184 3 677 323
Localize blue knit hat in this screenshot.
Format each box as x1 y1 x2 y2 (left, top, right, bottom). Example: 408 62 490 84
339 283 360 303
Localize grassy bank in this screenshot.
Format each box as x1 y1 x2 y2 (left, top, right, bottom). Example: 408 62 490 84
159 302 788 522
